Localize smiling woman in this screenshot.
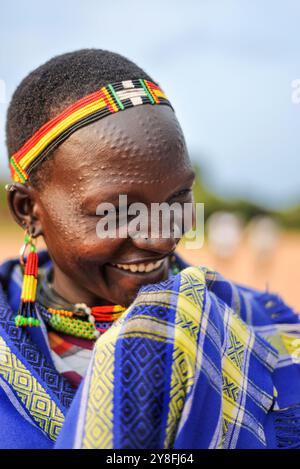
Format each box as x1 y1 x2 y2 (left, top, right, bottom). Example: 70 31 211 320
1 49 300 449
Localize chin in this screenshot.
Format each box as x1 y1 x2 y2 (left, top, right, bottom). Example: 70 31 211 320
94 260 169 307
117 285 143 308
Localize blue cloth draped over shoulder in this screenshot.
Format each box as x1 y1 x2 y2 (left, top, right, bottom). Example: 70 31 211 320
0 250 300 449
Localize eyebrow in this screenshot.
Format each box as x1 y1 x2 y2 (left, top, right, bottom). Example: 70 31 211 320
81 169 196 209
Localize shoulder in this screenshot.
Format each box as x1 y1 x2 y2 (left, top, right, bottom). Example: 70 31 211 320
201 267 299 325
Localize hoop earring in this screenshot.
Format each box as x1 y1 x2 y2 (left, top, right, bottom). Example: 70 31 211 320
15 229 41 327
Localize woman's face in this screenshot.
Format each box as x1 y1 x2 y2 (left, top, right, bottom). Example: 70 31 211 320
32 105 195 307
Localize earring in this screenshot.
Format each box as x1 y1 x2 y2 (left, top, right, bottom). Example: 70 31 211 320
15 229 41 327
5 183 16 192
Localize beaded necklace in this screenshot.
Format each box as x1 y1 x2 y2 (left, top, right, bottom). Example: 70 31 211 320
37 255 181 340
39 304 125 340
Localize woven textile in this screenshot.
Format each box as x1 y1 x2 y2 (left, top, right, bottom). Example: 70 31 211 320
56 265 300 449
48 331 93 388
1 251 300 448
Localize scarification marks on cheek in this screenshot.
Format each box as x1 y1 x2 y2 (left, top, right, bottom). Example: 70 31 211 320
69 183 94 239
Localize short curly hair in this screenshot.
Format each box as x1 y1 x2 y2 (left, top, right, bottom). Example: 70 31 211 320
6 49 153 186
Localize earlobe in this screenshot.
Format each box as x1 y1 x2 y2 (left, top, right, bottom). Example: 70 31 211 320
6 183 43 237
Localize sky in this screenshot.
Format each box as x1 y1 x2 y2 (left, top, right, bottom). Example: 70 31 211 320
0 0 299 209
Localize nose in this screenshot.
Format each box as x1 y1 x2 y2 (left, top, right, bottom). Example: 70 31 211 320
127 205 184 255
131 233 178 256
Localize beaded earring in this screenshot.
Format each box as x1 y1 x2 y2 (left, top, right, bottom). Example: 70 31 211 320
15 229 41 327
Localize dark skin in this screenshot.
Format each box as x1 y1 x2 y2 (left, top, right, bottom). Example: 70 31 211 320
8 105 195 307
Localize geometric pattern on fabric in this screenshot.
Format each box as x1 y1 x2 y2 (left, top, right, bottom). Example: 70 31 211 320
222 374 240 402
0 336 65 441
118 336 168 449
75 265 279 449
140 275 178 294
227 330 245 370
122 300 171 323
221 308 267 448
82 340 115 449
179 270 205 312
164 346 191 448
57 264 286 449
171 268 278 449
164 268 205 447
80 298 175 449
4 252 300 449
0 285 75 410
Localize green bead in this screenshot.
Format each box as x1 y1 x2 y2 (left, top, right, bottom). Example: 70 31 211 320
46 308 100 340
15 315 22 326
28 317 34 327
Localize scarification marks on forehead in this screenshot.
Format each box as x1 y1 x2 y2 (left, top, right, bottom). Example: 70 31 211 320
51 107 190 190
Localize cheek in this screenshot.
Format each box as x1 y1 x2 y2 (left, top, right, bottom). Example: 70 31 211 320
44 219 123 269
38 196 122 267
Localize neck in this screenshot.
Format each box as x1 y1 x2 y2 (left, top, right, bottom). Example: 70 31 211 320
51 265 115 307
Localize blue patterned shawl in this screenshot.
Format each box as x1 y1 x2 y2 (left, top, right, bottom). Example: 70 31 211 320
0 251 300 449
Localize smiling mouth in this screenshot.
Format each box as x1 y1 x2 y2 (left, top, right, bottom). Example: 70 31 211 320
110 258 166 273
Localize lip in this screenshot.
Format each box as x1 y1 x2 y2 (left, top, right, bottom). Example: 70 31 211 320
107 253 171 266
106 257 169 277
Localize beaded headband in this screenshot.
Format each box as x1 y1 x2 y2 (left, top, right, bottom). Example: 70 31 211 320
9 79 173 183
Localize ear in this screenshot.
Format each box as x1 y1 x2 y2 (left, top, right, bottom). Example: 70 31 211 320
6 183 43 238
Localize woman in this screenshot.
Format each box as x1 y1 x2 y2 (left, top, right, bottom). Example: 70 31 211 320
1 49 300 449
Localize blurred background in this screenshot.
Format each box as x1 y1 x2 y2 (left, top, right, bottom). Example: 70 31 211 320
0 0 299 310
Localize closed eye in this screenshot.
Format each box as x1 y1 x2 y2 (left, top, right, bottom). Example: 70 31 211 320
169 189 192 200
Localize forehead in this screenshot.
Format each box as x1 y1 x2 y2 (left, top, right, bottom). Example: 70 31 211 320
48 105 193 198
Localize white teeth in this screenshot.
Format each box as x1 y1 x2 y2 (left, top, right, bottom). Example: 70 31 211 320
145 263 154 272
116 263 129 270
112 258 164 273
